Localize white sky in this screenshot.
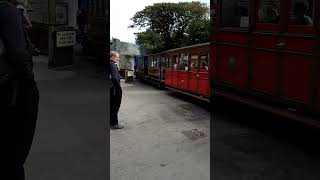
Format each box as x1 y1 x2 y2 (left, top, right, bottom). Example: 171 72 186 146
110 0 210 44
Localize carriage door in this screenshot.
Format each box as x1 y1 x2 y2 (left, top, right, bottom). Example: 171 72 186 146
189 54 200 94
198 54 210 96
160 56 166 81
283 0 319 110
251 0 281 97
165 56 173 86
157 56 162 80
148 56 154 78
144 56 149 76
178 53 190 91
172 54 180 88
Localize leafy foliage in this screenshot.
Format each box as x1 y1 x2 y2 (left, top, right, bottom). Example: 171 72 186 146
130 2 210 53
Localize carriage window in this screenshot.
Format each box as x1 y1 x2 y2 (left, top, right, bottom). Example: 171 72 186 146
154 57 157 67
165 57 168 68
173 55 179 70
156 56 160 67
167 57 172 68
161 57 166 67
200 55 209 70
165 58 168 68
140 57 144 67
154 57 160 67
289 0 315 26
179 53 189 71
222 0 249 28
257 0 280 24
151 57 155 67
191 55 199 69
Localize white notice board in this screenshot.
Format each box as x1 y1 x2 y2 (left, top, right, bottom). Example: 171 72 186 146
56 31 76 47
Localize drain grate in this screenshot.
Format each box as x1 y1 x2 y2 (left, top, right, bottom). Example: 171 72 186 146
182 129 207 140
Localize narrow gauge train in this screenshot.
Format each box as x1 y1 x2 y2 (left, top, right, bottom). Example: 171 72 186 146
135 43 210 101
136 0 320 127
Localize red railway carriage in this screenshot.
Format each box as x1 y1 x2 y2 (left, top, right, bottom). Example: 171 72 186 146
135 43 210 98
164 43 210 100
211 0 320 126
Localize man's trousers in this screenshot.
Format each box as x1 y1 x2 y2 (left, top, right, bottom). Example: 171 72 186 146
110 86 122 126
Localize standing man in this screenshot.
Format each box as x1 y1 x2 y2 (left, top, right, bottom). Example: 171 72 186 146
77 9 88 38
0 0 39 179
110 51 124 129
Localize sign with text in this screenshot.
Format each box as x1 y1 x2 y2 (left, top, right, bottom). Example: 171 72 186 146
56 31 76 47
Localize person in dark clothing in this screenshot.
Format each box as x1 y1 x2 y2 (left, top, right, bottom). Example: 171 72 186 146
291 1 313 26
77 9 88 37
0 0 39 179
110 51 124 129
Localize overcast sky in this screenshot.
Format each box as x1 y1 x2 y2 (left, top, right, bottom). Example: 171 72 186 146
110 0 210 44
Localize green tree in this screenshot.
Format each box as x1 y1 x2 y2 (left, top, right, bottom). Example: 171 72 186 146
130 1 209 53
135 30 165 54
187 18 210 45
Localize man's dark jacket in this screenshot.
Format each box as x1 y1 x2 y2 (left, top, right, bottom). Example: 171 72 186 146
110 61 121 88
0 0 34 81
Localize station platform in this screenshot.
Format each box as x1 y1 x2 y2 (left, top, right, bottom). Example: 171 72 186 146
25 55 107 179
25 55 210 179
111 80 210 180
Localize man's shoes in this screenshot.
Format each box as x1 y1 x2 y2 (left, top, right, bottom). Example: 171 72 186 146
110 124 124 129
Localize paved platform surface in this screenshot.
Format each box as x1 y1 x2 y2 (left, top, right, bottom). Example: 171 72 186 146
110 81 210 180
25 56 108 180
213 100 320 180
24 55 320 180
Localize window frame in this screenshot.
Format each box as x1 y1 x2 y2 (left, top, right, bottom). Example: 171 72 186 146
199 54 209 71
220 0 250 29
190 54 200 71
287 0 317 34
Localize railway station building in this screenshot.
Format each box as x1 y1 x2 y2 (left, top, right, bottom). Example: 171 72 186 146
26 0 108 67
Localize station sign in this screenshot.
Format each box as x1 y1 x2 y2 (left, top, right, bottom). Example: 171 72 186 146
127 70 134 77
56 31 76 47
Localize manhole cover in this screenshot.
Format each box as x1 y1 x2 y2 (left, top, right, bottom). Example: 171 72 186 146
182 129 206 140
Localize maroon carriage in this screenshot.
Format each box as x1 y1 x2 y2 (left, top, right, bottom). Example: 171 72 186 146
211 0 320 126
